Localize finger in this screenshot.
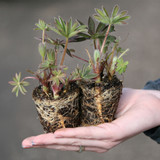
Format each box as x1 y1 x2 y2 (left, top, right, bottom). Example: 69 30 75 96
30 144 107 153
54 126 109 139
22 133 109 149
22 136 36 148
22 133 57 148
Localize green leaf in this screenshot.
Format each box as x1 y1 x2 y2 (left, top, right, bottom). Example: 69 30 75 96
12 85 18 93
110 56 118 72
84 73 97 79
96 8 106 18
22 81 29 86
13 77 18 83
51 27 63 36
66 48 73 57
68 31 79 38
94 49 100 63
9 72 29 96
54 18 63 29
120 10 128 17
109 25 115 32
94 7 110 24
96 22 107 33
73 65 97 80
35 19 48 30
53 17 87 39
76 24 87 31
88 17 95 35
112 5 119 18
77 32 91 38
102 6 109 17
16 73 21 82
116 58 128 74
38 42 46 59
77 19 85 25
40 60 50 69
21 86 27 93
19 85 25 95
47 49 55 62
68 18 72 36
113 16 130 24
94 14 110 24
59 17 66 32
9 81 17 86
107 35 116 43
71 22 78 32
49 70 66 86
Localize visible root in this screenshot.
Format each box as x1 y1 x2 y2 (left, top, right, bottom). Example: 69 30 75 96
95 86 104 123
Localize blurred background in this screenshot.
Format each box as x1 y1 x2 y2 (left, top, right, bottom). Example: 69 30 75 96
1 0 160 159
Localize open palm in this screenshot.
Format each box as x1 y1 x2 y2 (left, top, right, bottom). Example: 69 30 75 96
22 88 160 152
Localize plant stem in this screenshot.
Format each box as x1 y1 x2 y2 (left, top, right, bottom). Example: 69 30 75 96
42 29 45 62
85 49 96 72
94 40 97 49
41 29 48 90
60 38 69 66
72 54 89 63
97 39 101 51
100 24 111 54
55 46 58 65
42 30 45 44
108 43 118 70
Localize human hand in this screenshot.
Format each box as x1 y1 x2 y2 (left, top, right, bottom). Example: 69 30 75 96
22 88 160 152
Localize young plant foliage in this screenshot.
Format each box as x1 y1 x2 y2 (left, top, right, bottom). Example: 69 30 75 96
9 5 130 97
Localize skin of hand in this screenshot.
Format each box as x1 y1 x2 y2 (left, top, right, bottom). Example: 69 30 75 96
22 88 160 153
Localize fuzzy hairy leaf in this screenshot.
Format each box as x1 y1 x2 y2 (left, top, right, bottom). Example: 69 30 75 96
88 17 95 35
94 7 110 25
49 70 66 86
110 56 118 72
102 6 109 17
116 58 128 74
40 60 55 70
38 42 46 59
94 49 100 63
47 49 55 62
35 19 49 31
96 22 107 33
112 5 119 18
94 6 130 26
69 34 89 42
112 15 130 24
94 14 110 24
9 73 29 97
77 19 84 25
73 65 97 80
52 17 87 39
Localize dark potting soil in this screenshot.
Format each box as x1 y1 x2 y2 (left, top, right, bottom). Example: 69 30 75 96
32 81 79 101
80 75 122 91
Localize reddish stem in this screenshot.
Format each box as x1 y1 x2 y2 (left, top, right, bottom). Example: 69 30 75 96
72 54 89 63
100 24 111 54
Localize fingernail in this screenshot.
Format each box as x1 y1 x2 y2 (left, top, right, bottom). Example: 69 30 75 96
22 145 30 149
31 141 36 146
21 144 25 148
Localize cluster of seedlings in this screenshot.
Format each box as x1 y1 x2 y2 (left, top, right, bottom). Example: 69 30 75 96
9 5 130 132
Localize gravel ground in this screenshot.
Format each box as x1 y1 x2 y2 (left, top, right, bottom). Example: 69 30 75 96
1 0 160 159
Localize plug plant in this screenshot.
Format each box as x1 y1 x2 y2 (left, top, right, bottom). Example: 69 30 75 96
9 5 130 131
70 5 130 126
9 18 87 98
72 5 130 82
